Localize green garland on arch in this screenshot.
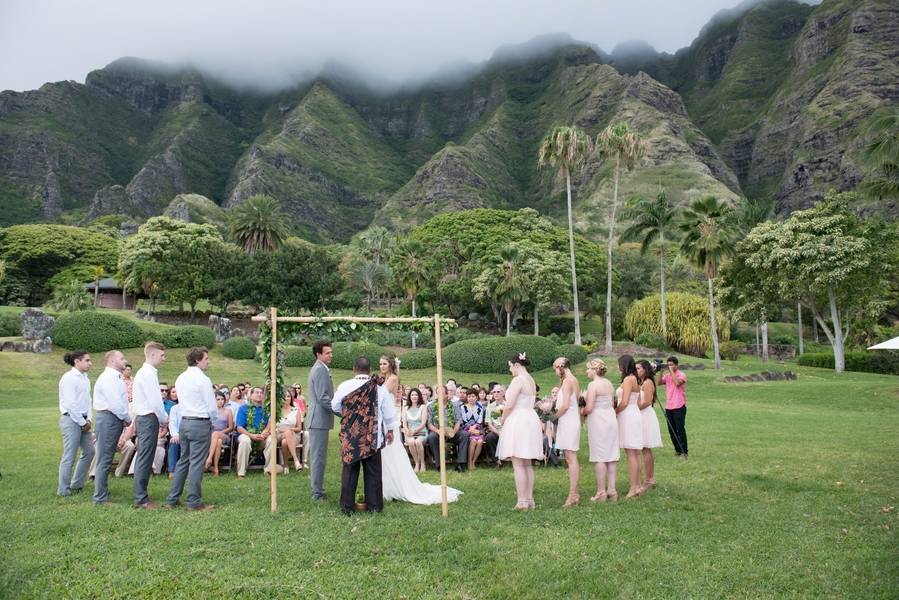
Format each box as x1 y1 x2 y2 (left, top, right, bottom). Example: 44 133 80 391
258 313 456 420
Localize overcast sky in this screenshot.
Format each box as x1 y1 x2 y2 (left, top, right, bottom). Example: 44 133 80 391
2 0 761 93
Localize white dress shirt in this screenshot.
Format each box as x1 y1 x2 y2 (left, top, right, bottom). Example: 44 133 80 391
168 403 183 438
132 362 168 423
331 375 397 448
93 366 131 423
59 368 91 426
174 366 216 419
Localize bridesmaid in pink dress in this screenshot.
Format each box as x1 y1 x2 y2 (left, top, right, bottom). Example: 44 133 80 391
636 360 663 492
615 355 644 499
582 359 619 502
553 357 581 507
497 352 543 510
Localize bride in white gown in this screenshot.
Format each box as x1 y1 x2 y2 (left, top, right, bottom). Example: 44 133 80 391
379 356 461 505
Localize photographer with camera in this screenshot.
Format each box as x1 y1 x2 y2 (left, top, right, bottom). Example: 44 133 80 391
657 356 688 458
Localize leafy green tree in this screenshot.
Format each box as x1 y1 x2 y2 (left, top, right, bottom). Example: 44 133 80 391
90 265 106 307
391 239 428 347
46 281 94 312
620 189 677 337
229 195 290 254
538 125 594 345
596 122 648 352
522 248 569 336
739 193 898 372
473 245 530 336
678 196 737 369
860 108 899 201
341 253 391 313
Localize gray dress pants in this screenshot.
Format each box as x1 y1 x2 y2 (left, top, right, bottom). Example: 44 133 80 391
93 411 125 503
308 428 330 499
166 417 211 507
133 413 159 505
58 416 95 496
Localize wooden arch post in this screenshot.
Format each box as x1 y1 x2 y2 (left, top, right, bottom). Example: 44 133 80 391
253 312 454 516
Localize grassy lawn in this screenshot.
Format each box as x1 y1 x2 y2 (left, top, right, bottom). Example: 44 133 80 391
0 347 897 598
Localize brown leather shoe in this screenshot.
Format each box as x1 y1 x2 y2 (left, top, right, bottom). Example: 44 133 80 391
163 502 181 510
186 503 215 512
133 501 159 509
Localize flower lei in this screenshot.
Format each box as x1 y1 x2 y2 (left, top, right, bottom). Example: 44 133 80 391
246 403 271 435
429 400 456 429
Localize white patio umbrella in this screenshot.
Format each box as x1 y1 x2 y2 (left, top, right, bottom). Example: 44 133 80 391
867 336 899 350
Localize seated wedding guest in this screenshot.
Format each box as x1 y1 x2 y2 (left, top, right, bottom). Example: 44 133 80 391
485 385 505 467
205 391 234 475
115 421 137 478
226 385 245 422
123 363 134 403
277 395 307 471
460 389 485 471
166 402 183 478
291 383 307 414
477 388 489 410
163 387 178 414
453 386 466 407
422 386 433 404
402 388 428 472
235 387 279 478
128 422 169 476
426 385 469 472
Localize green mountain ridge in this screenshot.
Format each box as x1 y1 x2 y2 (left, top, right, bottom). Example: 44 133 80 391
0 0 895 239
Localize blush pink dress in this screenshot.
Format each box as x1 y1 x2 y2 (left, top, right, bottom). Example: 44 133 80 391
587 393 619 462
497 390 543 460
554 392 580 452
616 387 644 450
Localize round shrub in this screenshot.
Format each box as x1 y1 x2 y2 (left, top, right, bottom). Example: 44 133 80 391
442 335 558 373
284 346 315 367
719 340 747 361
330 341 389 370
547 316 575 335
156 325 216 349
555 343 588 365
634 332 671 351
221 336 256 360
397 348 437 370
0 312 22 337
50 310 145 352
624 293 730 357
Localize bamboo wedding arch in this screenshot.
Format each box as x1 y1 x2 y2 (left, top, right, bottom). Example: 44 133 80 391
251 309 457 517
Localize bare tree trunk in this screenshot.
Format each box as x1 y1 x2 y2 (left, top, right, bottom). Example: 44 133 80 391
755 323 760 357
828 285 845 373
813 317 819 343
506 311 511 337
534 305 539 336
565 168 582 346
708 276 721 369
94 279 100 307
797 301 804 355
658 234 667 338
411 297 417 349
605 158 620 354
761 320 769 362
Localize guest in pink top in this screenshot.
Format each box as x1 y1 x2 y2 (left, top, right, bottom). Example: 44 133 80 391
658 356 688 457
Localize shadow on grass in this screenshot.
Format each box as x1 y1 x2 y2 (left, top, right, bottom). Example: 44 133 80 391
739 473 827 494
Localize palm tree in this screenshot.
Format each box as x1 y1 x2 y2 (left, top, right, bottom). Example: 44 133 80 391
90 265 106 307
493 246 529 336
538 125 594 345
678 196 737 369
346 259 390 313
596 122 648 353
230 195 290 254
620 189 677 338
392 240 428 347
860 108 899 201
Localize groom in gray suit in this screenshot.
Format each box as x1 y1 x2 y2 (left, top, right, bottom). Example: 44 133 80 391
307 340 334 501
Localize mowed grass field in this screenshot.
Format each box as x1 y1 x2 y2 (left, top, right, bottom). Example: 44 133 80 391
0 346 897 599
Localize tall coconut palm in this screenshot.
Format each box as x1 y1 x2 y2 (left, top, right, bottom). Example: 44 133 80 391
230 195 290 254
620 189 677 338
538 125 594 345
90 265 106 307
392 240 428 347
493 246 529 336
596 122 648 353
678 196 737 369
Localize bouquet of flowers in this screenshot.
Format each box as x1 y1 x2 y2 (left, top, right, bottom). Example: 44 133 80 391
534 398 557 423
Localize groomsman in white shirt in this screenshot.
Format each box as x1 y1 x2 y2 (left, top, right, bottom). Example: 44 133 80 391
132 342 168 509
58 350 95 496
92 350 131 505
166 347 216 511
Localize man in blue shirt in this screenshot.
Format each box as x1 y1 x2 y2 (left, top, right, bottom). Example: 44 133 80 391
234 387 276 478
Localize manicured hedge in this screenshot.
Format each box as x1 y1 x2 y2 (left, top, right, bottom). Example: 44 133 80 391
284 346 315 367
0 312 21 337
221 336 256 360
442 335 558 373
719 340 747 361
798 351 899 375
330 341 389 370
555 344 588 366
156 325 216 349
51 311 145 352
397 348 437 370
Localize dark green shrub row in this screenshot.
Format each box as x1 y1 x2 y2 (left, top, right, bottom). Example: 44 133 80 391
284 346 315 367
0 312 21 337
634 332 670 351
443 335 559 373
397 348 437 370
51 311 146 352
221 336 256 360
556 344 588 366
155 325 216 349
365 330 435 348
546 316 575 335
719 340 747 361
798 351 899 375
330 341 389 370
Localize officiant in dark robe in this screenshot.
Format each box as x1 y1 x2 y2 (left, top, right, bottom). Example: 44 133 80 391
331 356 397 514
